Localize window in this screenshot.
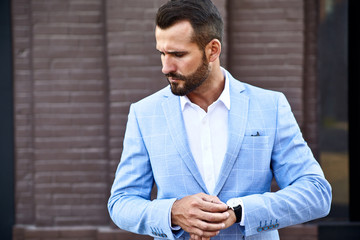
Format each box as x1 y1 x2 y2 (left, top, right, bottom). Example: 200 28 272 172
318 0 348 221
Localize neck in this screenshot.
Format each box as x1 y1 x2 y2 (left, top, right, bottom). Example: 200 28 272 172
186 65 224 112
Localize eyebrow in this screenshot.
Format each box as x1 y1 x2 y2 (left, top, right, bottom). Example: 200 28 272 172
157 50 188 55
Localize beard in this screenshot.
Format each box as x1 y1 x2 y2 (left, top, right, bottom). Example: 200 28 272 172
165 53 210 96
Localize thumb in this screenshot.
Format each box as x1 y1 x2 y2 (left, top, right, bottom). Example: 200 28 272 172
202 195 227 206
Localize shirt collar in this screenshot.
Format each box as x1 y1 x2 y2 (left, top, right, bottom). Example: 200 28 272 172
180 68 230 111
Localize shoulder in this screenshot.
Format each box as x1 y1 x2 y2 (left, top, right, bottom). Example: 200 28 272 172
224 68 284 100
243 82 284 100
229 75 285 108
135 85 170 104
130 85 174 115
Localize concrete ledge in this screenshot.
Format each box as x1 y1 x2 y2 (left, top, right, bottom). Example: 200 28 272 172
14 224 318 240
13 225 152 240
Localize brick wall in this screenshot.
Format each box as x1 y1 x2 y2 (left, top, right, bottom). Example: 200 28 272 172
227 0 319 152
12 0 319 239
228 0 305 123
105 0 167 190
13 0 35 225
14 0 109 227
303 0 319 157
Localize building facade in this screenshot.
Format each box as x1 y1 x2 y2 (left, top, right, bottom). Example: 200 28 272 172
11 0 322 239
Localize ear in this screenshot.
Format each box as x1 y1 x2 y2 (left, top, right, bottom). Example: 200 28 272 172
206 39 222 63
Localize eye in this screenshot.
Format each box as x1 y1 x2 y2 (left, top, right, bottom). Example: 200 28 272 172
174 52 185 58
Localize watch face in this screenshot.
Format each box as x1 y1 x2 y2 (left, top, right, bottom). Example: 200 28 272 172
227 198 241 207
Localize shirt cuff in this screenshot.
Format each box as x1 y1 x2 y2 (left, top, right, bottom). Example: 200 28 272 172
168 200 181 232
171 225 181 231
239 198 245 226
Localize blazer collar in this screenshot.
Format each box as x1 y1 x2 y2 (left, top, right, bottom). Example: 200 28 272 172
161 91 209 193
213 70 249 196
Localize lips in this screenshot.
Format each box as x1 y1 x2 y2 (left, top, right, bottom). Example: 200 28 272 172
168 77 182 82
165 73 185 81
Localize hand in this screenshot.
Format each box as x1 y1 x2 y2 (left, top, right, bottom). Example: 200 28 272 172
171 193 230 238
224 209 237 228
189 234 210 240
188 209 236 240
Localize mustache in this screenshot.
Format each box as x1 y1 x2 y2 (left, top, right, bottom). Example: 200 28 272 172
165 72 186 80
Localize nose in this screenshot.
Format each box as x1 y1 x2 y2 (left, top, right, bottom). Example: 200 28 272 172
161 55 176 75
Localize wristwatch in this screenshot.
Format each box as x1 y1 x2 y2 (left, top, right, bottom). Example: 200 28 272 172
226 198 243 223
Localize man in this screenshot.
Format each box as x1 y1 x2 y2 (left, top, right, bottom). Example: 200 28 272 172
108 0 332 239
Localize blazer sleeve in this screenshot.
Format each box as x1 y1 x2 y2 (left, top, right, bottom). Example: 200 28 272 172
240 93 332 237
107 104 180 240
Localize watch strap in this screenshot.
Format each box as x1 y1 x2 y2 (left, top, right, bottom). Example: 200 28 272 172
233 204 242 223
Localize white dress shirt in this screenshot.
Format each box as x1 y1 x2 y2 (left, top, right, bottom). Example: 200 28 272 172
180 69 230 195
170 69 244 229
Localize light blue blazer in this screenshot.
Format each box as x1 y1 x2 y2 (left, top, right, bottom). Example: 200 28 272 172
108 69 332 240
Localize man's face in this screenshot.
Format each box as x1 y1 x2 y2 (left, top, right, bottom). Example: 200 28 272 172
155 21 210 96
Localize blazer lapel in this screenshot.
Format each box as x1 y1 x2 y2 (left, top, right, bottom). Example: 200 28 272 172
213 77 249 196
161 89 209 193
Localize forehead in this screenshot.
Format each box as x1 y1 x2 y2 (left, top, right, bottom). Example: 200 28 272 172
155 21 197 51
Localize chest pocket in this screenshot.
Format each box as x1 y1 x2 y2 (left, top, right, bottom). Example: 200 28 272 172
239 136 272 170
241 136 270 150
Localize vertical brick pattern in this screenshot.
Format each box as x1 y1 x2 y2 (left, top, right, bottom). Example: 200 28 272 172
212 0 228 66
303 0 319 155
12 0 35 225
30 0 109 226
105 0 167 184
228 0 305 125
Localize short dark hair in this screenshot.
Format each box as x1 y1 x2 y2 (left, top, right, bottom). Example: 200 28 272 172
156 0 224 50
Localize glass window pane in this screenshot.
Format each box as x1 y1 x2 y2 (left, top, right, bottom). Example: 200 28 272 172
318 0 349 221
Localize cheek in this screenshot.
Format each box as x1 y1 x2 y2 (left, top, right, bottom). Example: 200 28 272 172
180 56 202 74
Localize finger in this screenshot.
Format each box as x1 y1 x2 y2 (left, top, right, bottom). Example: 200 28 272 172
201 195 223 204
191 229 220 239
192 236 210 240
190 234 198 240
187 219 222 238
190 233 211 240
193 218 226 233
192 193 228 213
198 210 230 223
199 195 228 212
198 200 229 214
